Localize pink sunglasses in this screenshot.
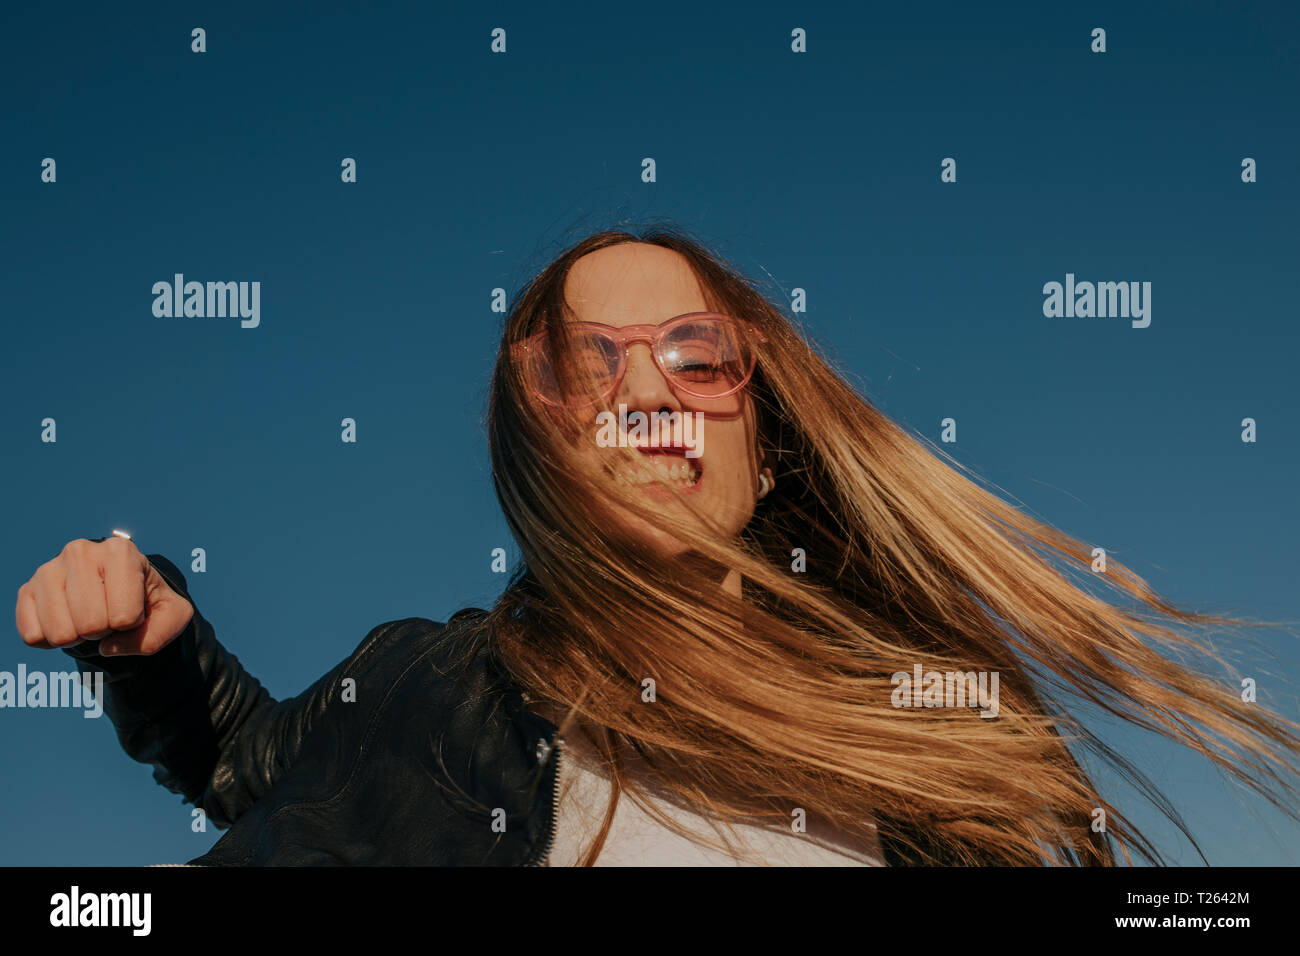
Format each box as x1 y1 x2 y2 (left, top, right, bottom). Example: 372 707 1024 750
512 312 765 408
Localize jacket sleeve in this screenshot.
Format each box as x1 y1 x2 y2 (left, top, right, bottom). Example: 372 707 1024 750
60 541 426 829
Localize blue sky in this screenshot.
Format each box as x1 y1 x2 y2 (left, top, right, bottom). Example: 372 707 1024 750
2 0 1297 865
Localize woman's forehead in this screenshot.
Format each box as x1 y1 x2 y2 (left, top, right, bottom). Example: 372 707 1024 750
562 246 714 327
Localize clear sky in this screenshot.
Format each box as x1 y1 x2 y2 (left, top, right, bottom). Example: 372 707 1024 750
2 0 1297 865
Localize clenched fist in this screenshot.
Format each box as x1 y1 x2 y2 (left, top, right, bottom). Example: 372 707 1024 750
14 536 194 656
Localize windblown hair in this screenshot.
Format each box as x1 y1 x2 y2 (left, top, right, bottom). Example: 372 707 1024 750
481 224 1300 866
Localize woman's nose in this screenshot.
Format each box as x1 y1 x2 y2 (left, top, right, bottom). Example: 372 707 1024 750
616 343 677 409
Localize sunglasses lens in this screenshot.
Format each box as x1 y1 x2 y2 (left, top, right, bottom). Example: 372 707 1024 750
660 318 754 395
523 331 620 406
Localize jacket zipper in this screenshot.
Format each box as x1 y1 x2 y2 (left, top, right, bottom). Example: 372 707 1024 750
524 735 563 867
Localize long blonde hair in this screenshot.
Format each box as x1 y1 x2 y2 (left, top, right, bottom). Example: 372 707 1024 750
480 225 1300 865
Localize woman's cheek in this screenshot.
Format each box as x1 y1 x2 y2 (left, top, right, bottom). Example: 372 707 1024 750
708 461 756 533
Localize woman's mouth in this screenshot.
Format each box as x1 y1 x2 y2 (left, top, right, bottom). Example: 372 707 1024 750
613 449 704 497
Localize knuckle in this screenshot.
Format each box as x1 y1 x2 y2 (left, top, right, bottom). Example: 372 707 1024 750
45 628 79 648
74 607 110 635
104 534 134 553
62 538 94 558
26 570 53 601
105 607 138 630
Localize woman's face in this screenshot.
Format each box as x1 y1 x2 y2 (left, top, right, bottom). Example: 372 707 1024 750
547 243 768 558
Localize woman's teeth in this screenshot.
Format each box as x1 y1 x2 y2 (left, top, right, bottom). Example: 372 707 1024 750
615 458 701 486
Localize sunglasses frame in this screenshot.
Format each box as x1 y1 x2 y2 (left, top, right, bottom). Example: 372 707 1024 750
512 311 766 408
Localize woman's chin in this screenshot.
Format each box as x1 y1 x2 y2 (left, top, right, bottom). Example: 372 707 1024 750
612 517 694 560
593 489 753 563
590 500 696 560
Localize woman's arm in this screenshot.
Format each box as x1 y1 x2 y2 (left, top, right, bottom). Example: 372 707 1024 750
58 542 397 828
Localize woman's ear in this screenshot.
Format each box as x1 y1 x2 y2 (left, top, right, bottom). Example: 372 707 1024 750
750 401 779 497
754 433 777 499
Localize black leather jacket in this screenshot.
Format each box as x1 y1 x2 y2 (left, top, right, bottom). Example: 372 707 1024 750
62 545 934 866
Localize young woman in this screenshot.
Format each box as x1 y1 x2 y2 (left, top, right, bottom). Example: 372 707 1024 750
16 227 1300 866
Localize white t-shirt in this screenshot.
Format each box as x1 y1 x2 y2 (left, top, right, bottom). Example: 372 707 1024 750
543 731 885 867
